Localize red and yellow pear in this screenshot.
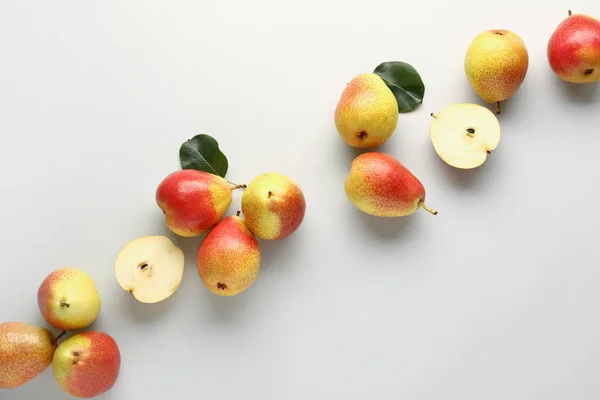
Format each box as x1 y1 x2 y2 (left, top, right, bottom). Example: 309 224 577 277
548 10 600 83
156 169 241 237
345 152 437 217
197 215 261 296
0 322 57 388
334 72 398 148
241 172 306 240
52 331 121 399
37 267 101 331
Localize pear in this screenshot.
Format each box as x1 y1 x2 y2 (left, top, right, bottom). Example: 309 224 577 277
429 104 501 169
334 72 398 148
114 236 185 304
465 29 529 114
156 169 240 237
345 152 437 217
53 331 121 398
37 267 101 331
196 215 261 296
0 322 57 388
241 172 306 240
548 10 600 83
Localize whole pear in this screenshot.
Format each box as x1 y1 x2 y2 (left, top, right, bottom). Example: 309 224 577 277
156 169 237 237
548 11 600 83
0 322 57 388
345 152 437 217
334 72 398 148
241 172 306 240
52 331 121 398
197 215 261 296
465 30 529 113
38 267 101 331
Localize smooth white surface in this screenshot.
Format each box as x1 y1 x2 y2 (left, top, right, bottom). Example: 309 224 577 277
1 1 599 399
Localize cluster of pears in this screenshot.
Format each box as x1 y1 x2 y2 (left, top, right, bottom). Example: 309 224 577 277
114 169 306 301
429 10 600 171
334 72 437 217
1 267 121 398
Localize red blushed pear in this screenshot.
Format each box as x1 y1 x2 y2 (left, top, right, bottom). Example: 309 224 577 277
37 267 101 331
241 172 306 240
156 169 244 237
52 331 121 399
197 215 261 296
344 152 437 217
548 10 600 83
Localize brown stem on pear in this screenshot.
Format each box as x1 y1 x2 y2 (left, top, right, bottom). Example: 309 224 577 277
568 10 572 16
419 203 438 215
496 101 501 115
60 300 70 308
51 330 67 346
430 113 438 119
231 184 247 191
236 210 241 217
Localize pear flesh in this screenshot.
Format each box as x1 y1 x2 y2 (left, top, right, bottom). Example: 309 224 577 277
114 236 185 303
430 104 501 169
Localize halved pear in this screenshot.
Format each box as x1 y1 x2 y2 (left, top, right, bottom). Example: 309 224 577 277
114 236 184 303
429 103 501 169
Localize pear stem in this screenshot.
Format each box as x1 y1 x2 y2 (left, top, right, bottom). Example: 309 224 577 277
496 101 501 115
231 184 247 191
52 330 67 345
568 10 572 16
430 113 438 119
420 203 438 215
236 210 241 217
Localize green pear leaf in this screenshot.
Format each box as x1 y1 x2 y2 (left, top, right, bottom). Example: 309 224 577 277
179 134 228 177
374 61 425 112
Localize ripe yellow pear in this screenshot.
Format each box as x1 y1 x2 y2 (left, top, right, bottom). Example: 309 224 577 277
334 72 398 148
37 267 102 331
465 30 529 114
0 322 57 388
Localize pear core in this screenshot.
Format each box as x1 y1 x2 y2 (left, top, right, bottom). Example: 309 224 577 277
429 104 501 170
115 236 184 303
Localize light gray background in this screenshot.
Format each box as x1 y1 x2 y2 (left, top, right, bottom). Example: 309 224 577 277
1 0 599 399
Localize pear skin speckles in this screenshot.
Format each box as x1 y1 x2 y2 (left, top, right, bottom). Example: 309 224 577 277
465 30 529 104
334 73 399 148
344 152 435 217
196 216 261 296
53 331 121 398
0 322 56 388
